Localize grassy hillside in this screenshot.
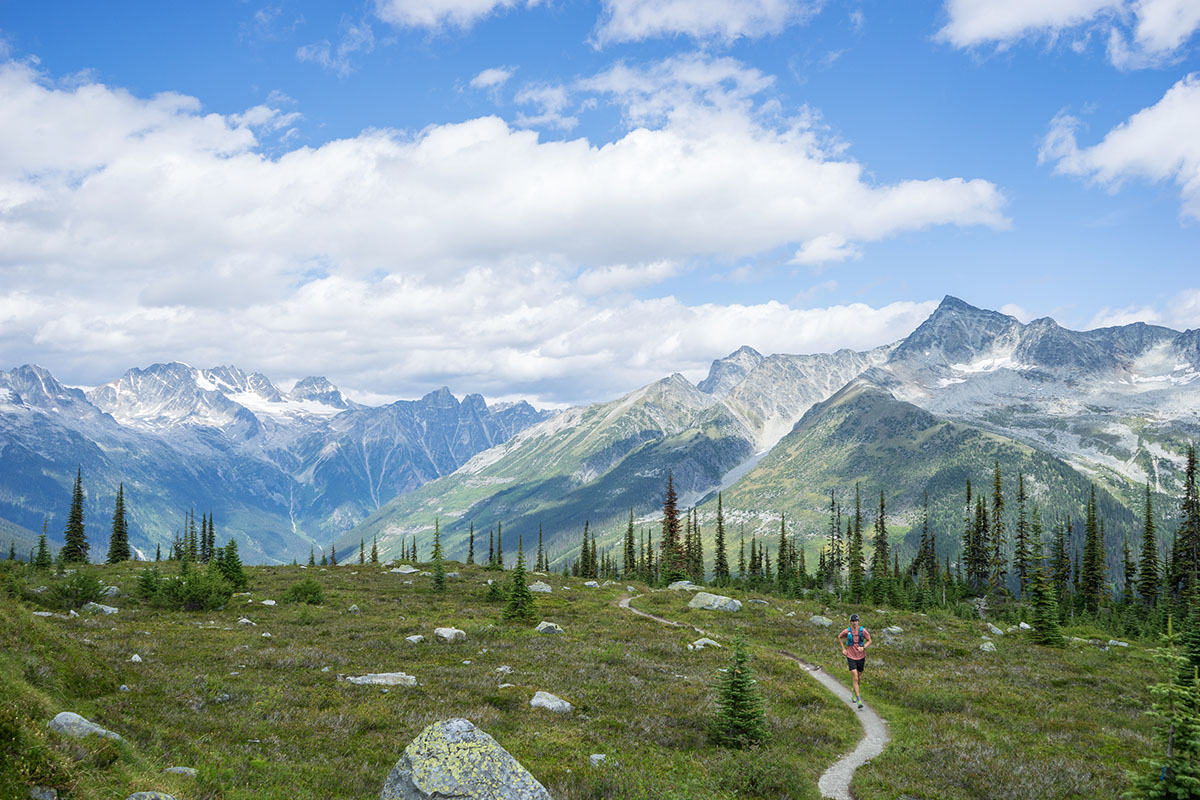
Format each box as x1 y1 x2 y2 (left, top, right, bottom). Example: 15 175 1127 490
1 560 855 800
707 381 1146 579
634 591 1158 799
0 517 45 562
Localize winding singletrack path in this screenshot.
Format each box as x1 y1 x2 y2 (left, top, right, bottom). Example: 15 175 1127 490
618 595 889 800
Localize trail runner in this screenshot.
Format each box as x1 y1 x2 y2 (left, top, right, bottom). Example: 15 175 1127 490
838 613 871 709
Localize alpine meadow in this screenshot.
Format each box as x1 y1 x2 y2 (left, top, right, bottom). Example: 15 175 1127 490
2 2 1200 800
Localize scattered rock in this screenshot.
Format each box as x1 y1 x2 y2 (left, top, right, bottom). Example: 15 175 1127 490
498 683 515 689
125 794 177 800
1006 626 1018 634
987 623 1005 636
689 637 721 650
261 600 276 606
748 599 769 606
119 685 130 692
528 581 552 593
688 592 742 612
237 618 256 626
809 615 833 627
496 665 512 675
462 660 471 665
29 787 57 800
435 627 466 643
82 602 118 615
884 625 903 635
979 641 996 652
667 580 701 591
446 572 460 579
530 691 572 715
101 586 120 598
589 754 607 767
390 566 419 575
626 585 635 592
535 621 563 635
785 612 796 617
48 711 123 741
1109 640 1130 648
129 654 142 663
163 766 197 777
380 718 550 800
261 632 272 638
583 581 600 588
1019 622 1032 630
346 672 417 687
348 604 360 614
32 611 53 617
405 635 425 644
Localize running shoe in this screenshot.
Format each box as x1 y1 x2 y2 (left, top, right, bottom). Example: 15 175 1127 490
857 694 864 709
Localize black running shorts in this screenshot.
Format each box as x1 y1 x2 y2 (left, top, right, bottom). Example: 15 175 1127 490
847 657 866 672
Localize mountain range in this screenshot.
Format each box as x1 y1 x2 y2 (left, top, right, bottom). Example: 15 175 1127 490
3 297 1198 578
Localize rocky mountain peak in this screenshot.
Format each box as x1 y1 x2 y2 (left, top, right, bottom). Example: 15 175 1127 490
698 345 764 398
288 376 349 409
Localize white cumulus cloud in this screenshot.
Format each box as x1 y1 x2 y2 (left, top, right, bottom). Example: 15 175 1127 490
594 0 822 45
375 0 542 30
1039 73 1200 220
470 66 514 89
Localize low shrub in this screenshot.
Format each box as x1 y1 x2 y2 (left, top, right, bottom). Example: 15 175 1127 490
45 571 104 610
282 577 324 605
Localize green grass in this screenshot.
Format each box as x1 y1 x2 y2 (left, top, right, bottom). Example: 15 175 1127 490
1 562 858 799
634 589 1158 799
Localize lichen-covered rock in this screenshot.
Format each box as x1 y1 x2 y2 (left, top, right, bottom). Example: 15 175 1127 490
583 581 600 588
808 615 833 627
435 627 466 643
748 599 769 606
82 602 118 615
528 582 552 593
405 635 425 644
101 586 120 597
1019 622 1032 630
987 623 1005 636
29 787 57 800
380 718 550 800
589 754 606 767
125 794 177 800
688 592 741 612
979 641 997 652
48 712 123 741
347 672 417 687
348 604 361 614
163 766 197 777
391 566 419 575
530 691 572 716
689 637 721 650
534 621 563 635
667 580 701 591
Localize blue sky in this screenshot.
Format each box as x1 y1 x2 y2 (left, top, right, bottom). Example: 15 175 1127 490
1 0 1198 406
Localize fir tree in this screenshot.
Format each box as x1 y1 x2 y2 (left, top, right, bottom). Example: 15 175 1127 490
34 520 52 571
1029 509 1064 647
496 522 504 570
1052 516 1070 599
660 471 687 583
308 545 316 567
708 635 768 748
370 535 379 564
1140 483 1161 606
848 487 865 600
1175 445 1200 600
502 535 535 621
1080 485 1106 612
217 537 248 592
738 527 746 580
6 539 12 561
431 519 446 592
106 483 130 563
320 551 328 567
623 510 636 577
467 522 476 565
713 493 730 586
990 460 1007 589
870 490 889 578
579 521 592 578
155 543 161 562
330 544 338 566
359 538 365 564
488 528 495 568
187 509 198 563
60 467 89 564
1123 535 1137 604
1013 473 1031 598
1126 617 1200 799
690 510 704 583
537 524 546 573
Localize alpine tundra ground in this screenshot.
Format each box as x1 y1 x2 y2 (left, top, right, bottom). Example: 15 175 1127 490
2 560 1158 800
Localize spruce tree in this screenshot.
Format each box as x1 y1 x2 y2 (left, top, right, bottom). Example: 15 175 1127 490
320 551 328 566
502 535 535 621
708 635 768 748
1080 485 1105 612
848 500 865 601
359 538 365 564
308 545 316 567
738 527 746 580
488 529 495 568
155 543 161 562
1176 445 1200 600
217 538 248 592
1013 473 1031 598
1139 483 1161 606
1127 617 1200 798
496 522 504 570
187 509 198 563
330 544 337 566
106 482 130 563
371 535 378 564
1123 535 1137 604
432 520 446 592
467 522 476 565
690 510 704 583
34 520 52 571
60 467 88 564
537 524 546 573
713 493 730 586
7 539 12 561
579 521 592 579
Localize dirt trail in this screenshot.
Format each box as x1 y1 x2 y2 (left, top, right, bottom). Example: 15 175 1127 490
617 595 889 800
